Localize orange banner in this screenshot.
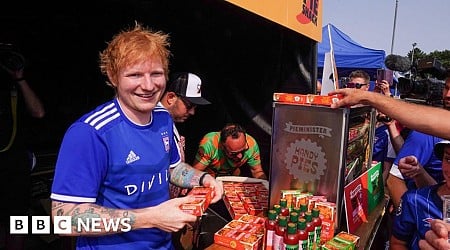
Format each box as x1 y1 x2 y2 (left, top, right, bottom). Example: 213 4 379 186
225 0 322 41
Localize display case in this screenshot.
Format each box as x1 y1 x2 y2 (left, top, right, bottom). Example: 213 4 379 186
269 102 376 231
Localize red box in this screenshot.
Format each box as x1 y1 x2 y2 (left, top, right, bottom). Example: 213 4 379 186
273 92 342 106
214 220 264 250
179 186 214 216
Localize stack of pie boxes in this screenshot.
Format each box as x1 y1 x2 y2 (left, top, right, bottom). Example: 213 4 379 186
214 214 266 250
213 181 269 249
222 181 269 219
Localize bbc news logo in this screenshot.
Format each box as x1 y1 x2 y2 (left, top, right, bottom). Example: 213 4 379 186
10 216 131 234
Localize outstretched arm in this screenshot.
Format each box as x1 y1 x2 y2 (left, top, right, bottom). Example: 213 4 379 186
51 196 198 236
330 88 450 140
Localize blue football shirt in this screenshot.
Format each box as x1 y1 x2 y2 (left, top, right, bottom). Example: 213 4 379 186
51 98 180 250
392 184 443 250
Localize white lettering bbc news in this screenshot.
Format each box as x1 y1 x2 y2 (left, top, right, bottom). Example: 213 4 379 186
10 216 131 234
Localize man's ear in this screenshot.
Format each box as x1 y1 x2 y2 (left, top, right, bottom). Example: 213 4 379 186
166 92 178 105
106 70 117 88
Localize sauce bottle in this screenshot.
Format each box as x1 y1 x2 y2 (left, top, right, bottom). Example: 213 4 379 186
304 212 315 250
311 208 322 247
279 199 290 217
273 215 288 250
297 218 308 250
283 222 299 250
264 209 278 250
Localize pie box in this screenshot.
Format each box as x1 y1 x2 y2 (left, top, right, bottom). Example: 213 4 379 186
308 195 328 212
273 92 342 106
238 214 265 227
315 201 337 243
321 238 354 250
315 201 337 223
229 206 248 220
280 189 302 209
320 217 335 244
245 203 263 216
214 220 264 250
334 231 360 248
179 186 214 216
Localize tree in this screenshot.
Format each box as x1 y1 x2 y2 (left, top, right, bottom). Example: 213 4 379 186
406 47 450 69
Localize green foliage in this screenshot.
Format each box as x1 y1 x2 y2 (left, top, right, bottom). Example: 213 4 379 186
406 47 450 68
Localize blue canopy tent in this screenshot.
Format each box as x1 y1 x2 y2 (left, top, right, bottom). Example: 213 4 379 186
318 23 386 84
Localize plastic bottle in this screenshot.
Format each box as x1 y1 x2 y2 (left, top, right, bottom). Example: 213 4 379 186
283 222 299 250
279 199 290 217
311 208 322 247
273 215 288 250
264 209 278 250
297 219 308 250
304 212 315 250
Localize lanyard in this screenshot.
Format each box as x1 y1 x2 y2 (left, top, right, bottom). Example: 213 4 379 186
0 89 17 152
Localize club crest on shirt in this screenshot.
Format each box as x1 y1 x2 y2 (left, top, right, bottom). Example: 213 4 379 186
395 198 403 216
162 135 170 152
423 218 433 226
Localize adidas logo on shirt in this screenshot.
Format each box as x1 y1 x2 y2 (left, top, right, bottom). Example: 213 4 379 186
126 150 140 164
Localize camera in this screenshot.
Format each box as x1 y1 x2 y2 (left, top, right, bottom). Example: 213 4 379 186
376 114 392 123
397 57 446 106
0 43 25 72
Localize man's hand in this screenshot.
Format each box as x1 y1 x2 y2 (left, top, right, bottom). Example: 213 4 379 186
329 88 369 108
419 219 450 249
201 174 223 203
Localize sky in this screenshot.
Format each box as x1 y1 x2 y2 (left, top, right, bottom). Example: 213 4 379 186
322 0 450 56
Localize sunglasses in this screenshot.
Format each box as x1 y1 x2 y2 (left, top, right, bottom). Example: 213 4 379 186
345 82 368 89
178 95 197 110
226 142 249 157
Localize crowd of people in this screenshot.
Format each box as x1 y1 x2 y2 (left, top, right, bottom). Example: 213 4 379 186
330 69 450 249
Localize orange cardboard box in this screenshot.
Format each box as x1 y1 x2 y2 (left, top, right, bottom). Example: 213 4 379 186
334 231 360 248
179 186 214 216
214 220 264 250
273 92 342 106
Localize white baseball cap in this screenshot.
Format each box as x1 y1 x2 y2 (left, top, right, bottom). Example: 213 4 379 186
166 72 211 105
434 140 450 159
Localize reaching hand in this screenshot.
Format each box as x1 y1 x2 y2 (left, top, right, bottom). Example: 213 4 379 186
329 88 369 108
398 155 422 178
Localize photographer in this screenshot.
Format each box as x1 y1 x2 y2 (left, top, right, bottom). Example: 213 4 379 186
0 43 45 249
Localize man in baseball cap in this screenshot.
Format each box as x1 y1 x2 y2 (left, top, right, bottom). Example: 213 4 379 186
166 72 211 105
159 72 211 159
434 140 450 160
160 72 210 123
158 72 211 249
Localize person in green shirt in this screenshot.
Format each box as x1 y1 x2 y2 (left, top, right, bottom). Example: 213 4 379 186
192 123 267 179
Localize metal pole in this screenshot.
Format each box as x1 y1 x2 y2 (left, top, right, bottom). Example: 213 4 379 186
390 0 399 54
